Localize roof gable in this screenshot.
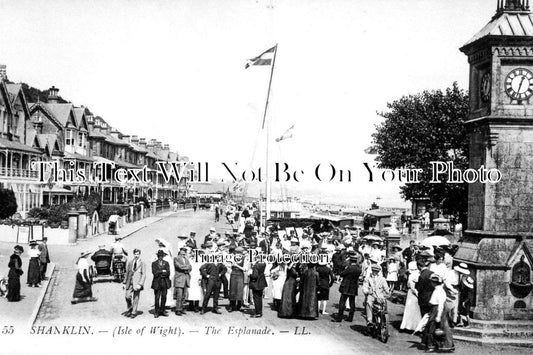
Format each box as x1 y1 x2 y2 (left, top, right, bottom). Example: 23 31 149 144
29 103 64 131
43 103 75 128
5 83 31 119
73 107 88 131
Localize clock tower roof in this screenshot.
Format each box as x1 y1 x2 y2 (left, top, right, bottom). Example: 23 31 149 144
461 0 533 54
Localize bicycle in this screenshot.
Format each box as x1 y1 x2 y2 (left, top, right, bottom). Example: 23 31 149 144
368 297 389 343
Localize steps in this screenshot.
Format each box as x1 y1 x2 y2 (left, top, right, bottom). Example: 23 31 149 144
453 319 533 348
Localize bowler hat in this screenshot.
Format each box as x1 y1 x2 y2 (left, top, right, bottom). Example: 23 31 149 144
156 250 167 257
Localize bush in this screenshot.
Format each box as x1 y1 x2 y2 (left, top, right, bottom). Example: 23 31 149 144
99 204 128 222
0 188 18 219
27 207 50 220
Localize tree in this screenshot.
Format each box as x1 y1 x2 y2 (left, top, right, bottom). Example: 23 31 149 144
371 82 469 226
0 188 18 219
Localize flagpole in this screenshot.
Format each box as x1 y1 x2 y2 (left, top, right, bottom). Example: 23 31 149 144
264 44 278 227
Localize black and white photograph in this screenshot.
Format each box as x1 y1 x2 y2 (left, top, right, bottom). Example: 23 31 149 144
0 0 532 354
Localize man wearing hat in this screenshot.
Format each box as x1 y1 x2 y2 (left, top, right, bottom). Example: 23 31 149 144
151 250 171 318
333 255 362 322
444 262 470 325
416 258 436 328
186 232 197 249
173 247 192 316
204 227 217 245
402 240 418 265
249 250 267 318
422 274 447 352
362 263 390 329
457 276 474 327
38 237 51 281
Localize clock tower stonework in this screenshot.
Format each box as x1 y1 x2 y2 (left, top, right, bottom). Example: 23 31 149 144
456 0 533 330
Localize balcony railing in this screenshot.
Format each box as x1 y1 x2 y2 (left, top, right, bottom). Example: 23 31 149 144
0 167 38 178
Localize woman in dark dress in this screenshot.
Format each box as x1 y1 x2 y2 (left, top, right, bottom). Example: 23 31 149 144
316 259 335 315
72 251 98 304
7 245 24 302
27 240 41 287
228 248 245 311
297 263 319 319
278 262 299 318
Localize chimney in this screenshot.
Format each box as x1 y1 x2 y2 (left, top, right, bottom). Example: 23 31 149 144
48 86 60 103
131 135 139 143
138 138 147 149
163 143 170 150
0 64 6 81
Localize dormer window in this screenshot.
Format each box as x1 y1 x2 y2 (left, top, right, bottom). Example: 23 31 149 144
65 129 75 146
78 132 87 149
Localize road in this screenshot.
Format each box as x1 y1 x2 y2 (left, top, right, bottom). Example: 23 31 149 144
32 210 527 355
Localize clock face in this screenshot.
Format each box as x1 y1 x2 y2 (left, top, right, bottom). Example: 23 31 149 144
480 72 491 102
505 68 533 101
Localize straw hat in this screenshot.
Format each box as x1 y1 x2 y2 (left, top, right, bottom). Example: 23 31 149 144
463 276 474 289
80 251 91 258
454 262 470 275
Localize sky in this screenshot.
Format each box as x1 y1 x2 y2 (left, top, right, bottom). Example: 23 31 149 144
0 0 496 207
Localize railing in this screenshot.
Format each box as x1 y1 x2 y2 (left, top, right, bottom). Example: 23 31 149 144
0 167 38 178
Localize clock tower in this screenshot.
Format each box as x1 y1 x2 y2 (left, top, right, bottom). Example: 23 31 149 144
456 0 533 327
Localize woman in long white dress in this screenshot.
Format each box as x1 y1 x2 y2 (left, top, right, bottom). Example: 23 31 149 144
270 262 287 311
400 261 422 331
187 250 203 312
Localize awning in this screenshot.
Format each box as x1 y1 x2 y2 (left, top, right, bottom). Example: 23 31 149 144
64 152 95 163
0 138 42 154
45 186 74 194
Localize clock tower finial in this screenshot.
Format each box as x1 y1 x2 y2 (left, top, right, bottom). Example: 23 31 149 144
496 0 530 16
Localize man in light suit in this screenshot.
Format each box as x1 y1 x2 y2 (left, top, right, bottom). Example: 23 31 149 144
173 247 191 316
124 249 146 318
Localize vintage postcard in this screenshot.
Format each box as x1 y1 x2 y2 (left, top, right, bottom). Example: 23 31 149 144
0 0 532 354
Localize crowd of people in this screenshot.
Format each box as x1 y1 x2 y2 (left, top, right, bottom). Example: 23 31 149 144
5 238 51 302
66 202 474 353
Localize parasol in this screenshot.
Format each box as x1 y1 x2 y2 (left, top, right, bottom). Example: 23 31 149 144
363 235 383 242
421 235 451 248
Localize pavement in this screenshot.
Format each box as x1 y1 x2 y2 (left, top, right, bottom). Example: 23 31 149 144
0 208 179 333
1 209 529 354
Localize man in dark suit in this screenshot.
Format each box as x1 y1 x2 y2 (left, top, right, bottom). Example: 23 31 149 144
416 258 435 316
151 250 171 318
334 255 362 322
124 248 146 318
173 247 191 316
402 240 418 265
200 257 227 314
249 256 267 318
38 237 50 280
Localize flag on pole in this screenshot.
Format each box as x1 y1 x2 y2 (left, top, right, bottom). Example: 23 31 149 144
232 179 245 192
275 125 294 142
364 146 378 154
245 46 276 69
